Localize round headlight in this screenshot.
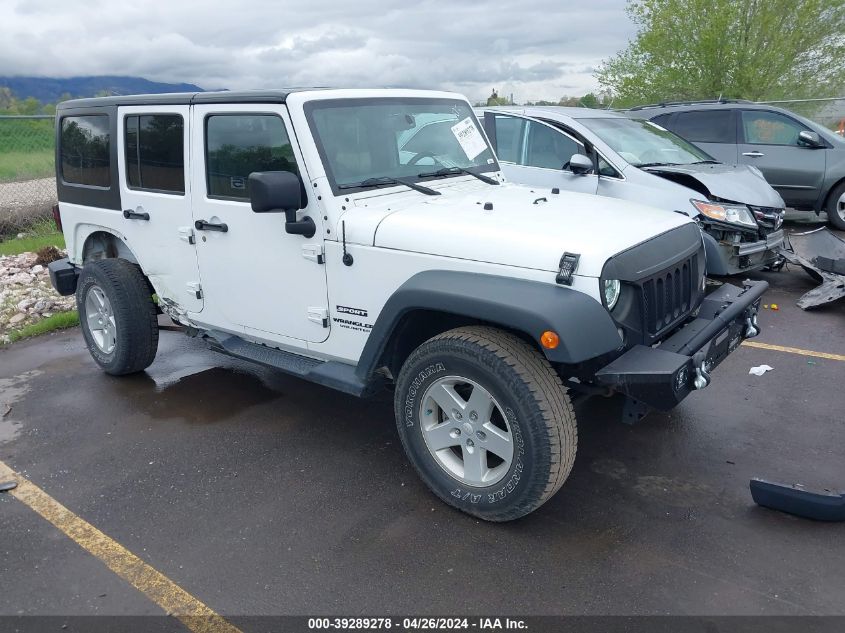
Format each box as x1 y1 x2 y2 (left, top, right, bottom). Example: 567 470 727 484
603 279 621 310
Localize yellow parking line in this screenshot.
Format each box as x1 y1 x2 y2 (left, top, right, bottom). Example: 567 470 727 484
0 460 242 633
742 340 845 362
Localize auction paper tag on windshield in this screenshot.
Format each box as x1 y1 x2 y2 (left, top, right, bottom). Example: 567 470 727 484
451 117 487 160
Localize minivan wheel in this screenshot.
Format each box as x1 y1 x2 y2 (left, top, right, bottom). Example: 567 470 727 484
827 182 845 231
394 326 577 521
76 259 159 375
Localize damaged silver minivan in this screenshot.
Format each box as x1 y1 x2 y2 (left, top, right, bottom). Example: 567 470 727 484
478 106 785 275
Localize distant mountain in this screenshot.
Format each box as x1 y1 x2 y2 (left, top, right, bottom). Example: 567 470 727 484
0 76 206 103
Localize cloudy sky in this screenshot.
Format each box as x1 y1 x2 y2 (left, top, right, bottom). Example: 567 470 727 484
1 0 634 103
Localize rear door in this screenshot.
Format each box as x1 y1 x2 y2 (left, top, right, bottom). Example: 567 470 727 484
118 105 203 313
487 113 598 194
737 109 826 207
189 104 329 344
656 109 739 164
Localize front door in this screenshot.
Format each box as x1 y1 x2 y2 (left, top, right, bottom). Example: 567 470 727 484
488 113 598 194
189 104 329 344
118 105 203 313
737 109 826 207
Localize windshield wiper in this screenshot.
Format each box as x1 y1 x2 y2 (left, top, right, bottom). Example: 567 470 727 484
338 176 440 196
636 162 677 168
417 166 499 185
689 160 721 165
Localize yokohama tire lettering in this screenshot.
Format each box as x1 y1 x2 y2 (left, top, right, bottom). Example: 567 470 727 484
404 362 446 427
488 407 525 503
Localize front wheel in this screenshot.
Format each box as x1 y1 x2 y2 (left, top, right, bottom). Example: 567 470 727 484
394 326 577 521
827 182 845 231
76 258 159 375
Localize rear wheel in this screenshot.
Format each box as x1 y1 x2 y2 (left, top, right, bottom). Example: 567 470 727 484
76 259 158 375
827 182 845 230
394 326 576 521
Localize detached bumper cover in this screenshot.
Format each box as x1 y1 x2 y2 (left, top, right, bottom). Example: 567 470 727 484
595 280 767 410
48 258 80 296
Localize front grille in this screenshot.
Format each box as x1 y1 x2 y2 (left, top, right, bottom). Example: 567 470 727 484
749 206 784 236
640 256 695 337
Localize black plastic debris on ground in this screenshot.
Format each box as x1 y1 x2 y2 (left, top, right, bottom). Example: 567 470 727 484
750 478 845 521
783 228 845 309
0 481 18 492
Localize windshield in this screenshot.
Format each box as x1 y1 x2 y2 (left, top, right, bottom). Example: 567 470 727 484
579 117 714 167
306 98 498 193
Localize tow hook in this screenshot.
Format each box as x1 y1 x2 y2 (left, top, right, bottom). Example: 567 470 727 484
744 310 760 339
692 351 711 390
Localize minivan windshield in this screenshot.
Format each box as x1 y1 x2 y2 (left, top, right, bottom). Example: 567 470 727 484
306 98 498 193
579 117 714 167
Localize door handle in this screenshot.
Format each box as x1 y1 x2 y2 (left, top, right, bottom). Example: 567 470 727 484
742 151 765 157
123 209 150 221
194 220 228 233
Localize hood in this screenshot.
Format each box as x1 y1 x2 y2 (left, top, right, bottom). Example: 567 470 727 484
641 163 784 208
369 183 694 277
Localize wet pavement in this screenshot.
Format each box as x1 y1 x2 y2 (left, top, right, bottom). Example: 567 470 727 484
1 243 844 619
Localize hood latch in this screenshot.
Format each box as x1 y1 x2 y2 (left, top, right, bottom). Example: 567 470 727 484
556 252 580 286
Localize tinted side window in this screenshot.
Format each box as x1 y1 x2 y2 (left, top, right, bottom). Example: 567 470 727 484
741 111 805 146
492 115 526 163
669 111 735 143
205 114 298 200
61 115 111 187
524 121 582 170
125 114 185 193
598 155 620 178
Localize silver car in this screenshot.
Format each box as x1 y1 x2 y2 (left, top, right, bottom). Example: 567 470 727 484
478 106 785 275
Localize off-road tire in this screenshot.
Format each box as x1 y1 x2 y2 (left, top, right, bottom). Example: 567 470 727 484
394 326 577 521
76 258 159 375
826 182 845 231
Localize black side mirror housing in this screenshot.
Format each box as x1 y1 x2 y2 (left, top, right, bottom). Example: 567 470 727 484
248 171 315 238
798 130 823 148
568 153 594 175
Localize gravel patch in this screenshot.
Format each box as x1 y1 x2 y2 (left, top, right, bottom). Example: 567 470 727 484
0 250 75 343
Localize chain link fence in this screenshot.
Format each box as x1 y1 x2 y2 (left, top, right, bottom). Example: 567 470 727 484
757 97 845 135
0 115 56 238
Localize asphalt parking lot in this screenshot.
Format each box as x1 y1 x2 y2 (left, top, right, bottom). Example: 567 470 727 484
1 224 844 627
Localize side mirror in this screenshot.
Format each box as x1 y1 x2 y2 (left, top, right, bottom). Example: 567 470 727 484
798 130 823 148
248 171 315 238
568 153 593 175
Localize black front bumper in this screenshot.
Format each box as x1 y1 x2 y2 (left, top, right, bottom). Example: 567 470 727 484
595 280 767 411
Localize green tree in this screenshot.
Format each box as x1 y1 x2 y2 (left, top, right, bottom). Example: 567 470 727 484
597 0 845 106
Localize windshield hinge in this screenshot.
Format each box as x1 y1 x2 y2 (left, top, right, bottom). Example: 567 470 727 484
302 244 324 264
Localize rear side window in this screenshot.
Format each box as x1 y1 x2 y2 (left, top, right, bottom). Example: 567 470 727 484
125 114 185 193
60 115 111 187
205 114 299 200
669 111 735 144
492 115 527 163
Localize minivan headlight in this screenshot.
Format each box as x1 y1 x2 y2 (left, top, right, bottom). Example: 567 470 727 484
691 199 757 229
603 279 621 310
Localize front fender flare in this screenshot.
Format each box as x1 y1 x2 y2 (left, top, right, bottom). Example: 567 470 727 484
356 270 623 379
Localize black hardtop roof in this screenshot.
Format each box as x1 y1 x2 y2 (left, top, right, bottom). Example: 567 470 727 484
56 88 328 110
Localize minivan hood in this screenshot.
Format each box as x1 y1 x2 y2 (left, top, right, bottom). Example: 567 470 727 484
371 183 694 277
641 163 785 208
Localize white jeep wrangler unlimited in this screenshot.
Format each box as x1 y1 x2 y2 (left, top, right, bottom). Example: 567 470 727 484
49 89 766 521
